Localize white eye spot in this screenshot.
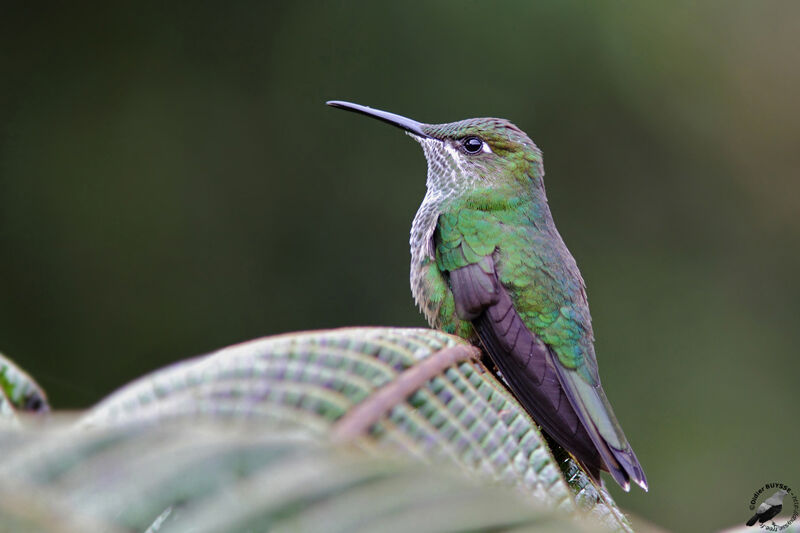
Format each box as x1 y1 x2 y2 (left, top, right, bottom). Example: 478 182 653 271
481 141 493 154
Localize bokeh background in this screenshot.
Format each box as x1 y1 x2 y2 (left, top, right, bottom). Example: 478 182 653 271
2 2 798 531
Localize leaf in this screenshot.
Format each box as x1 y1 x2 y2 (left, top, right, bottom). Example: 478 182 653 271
0 352 49 420
79 326 633 531
0 420 599 533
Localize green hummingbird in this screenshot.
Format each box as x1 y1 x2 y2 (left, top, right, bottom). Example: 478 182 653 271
327 101 647 492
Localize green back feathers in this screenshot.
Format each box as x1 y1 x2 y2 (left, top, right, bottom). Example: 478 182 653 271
433 193 597 384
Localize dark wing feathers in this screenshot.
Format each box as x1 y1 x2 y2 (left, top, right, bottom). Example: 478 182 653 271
448 259 605 480
473 287 607 482
761 505 782 523
448 257 645 490
449 260 499 320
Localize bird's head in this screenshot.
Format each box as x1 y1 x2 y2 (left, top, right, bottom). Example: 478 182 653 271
327 101 544 197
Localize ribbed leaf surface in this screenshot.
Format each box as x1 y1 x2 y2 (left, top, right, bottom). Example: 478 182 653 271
78 327 632 531
0 422 599 533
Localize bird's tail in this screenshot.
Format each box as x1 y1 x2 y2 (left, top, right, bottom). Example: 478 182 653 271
746 514 759 527
554 364 648 491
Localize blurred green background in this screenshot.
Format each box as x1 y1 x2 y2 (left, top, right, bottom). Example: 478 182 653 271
2 2 798 531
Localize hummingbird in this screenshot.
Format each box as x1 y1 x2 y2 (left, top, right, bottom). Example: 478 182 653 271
327 100 648 492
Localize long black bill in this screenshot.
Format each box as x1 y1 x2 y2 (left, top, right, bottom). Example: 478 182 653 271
326 100 431 139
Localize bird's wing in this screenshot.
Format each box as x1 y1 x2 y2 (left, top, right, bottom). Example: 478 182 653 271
762 505 783 522
448 257 640 489
757 501 772 513
448 260 601 476
436 210 646 490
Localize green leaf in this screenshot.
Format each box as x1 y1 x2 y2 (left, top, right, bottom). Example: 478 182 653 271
78 327 633 532
0 352 49 416
0 421 598 533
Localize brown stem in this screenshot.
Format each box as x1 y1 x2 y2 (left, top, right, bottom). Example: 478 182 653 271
331 344 481 443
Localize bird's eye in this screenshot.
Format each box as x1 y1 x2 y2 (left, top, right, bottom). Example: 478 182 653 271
462 137 483 154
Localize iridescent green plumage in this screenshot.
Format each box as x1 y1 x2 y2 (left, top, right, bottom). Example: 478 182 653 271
328 101 647 492
435 193 592 374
